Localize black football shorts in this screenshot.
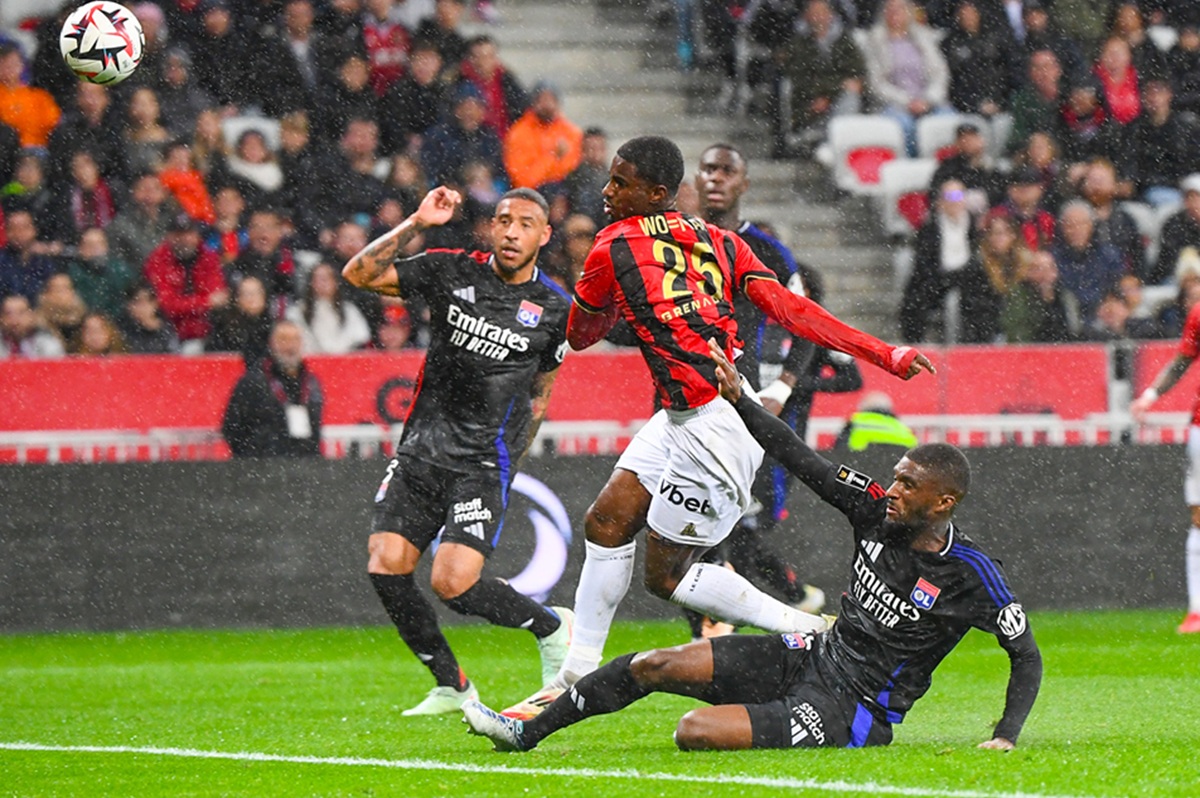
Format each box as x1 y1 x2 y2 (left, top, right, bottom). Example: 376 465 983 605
371 455 509 556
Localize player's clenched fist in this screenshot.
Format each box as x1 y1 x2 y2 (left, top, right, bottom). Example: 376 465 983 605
413 186 463 229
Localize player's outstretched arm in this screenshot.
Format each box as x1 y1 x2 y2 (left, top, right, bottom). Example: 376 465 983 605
566 301 620 350
985 627 1042 750
1131 353 1193 421
710 340 832 493
743 277 935 380
342 186 462 295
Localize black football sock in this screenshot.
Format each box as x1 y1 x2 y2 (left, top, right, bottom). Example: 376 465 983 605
442 577 561 638
522 653 647 747
727 527 806 603
370 573 465 689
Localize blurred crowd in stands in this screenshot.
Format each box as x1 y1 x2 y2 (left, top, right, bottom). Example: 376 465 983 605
0 0 606 360
665 0 1200 344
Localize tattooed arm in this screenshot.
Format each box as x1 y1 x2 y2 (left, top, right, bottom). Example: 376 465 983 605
341 186 462 296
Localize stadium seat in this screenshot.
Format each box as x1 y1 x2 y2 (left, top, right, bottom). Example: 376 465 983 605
826 115 905 195
1148 25 1179 53
988 113 1013 158
878 158 938 237
222 115 282 152
915 113 988 160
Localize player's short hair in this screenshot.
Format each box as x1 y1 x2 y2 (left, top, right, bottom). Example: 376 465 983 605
906 443 971 501
704 142 745 160
617 136 684 193
499 187 550 219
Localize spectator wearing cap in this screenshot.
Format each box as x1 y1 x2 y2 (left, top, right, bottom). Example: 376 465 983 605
376 302 415 350
143 212 229 346
502 81 582 190
380 39 450 153
564 127 609 229
1153 176 1200 285
929 122 1005 209
1050 200 1126 320
987 166 1056 251
780 0 864 157
459 34 527 138
1122 77 1199 208
221 319 324 458
420 82 505 186
1007 48 1063 153
861 0 952 156
0 43 60 149
108 171 181 273
157 47 215 137
940 0 1019 118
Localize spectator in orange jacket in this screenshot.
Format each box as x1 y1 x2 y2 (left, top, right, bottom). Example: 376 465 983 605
0 44 61 148
143 213 229 345
502 81 582 190
159 140 216 225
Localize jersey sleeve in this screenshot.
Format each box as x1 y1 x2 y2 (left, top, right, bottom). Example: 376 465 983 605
539 302 570 372
573 238 617 313
730 231 779 292
1180 302 1200 359
392 251 451 302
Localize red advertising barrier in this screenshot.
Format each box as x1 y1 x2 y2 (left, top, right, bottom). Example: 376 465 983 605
1135 341 1200 417
0 344 1121 434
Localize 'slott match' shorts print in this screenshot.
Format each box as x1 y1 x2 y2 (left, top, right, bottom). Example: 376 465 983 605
372 455 508 556
616 396 764 546
1186 425 1200 506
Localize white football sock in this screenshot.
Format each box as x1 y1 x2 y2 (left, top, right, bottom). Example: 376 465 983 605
669 562 827 634
552 539 637 688
1187 527 1200 613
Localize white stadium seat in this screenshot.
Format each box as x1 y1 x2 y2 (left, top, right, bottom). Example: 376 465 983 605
878 158 939 237
826 114 906 195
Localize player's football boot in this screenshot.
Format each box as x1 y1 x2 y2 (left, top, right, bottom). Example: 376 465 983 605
401 680 480 716
1178 611 1200 634
536 607 575 685
794 585 826 615
700 616 736 639
500 684 564 720
463 700 531 752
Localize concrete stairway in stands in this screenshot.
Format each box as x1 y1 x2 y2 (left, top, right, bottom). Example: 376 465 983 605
485 0 899 338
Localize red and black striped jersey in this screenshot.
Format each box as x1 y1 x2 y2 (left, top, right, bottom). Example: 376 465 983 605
574 211 777 410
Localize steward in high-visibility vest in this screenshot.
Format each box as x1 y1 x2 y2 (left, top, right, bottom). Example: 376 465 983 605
845 410 919 452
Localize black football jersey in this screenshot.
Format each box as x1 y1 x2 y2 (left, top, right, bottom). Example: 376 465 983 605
392 248 570 471
810 464 1038 734
730 222 808 391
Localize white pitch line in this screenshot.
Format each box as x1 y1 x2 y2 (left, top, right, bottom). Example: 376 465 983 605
0 741 1093 798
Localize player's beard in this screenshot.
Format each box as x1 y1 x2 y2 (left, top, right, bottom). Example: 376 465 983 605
882 508 931 543
495 252 535 278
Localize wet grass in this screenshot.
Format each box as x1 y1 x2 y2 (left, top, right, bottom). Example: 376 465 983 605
2 610 1198 797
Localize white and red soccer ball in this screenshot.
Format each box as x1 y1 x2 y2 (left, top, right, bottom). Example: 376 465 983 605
59 2 144 86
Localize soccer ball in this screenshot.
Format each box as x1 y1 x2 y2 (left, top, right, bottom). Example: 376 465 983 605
59 2 145 86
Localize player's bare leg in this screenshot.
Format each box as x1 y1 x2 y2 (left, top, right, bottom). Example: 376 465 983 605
648 532 828 635
368 532 478 714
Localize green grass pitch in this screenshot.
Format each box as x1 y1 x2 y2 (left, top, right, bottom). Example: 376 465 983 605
2 610 1198 797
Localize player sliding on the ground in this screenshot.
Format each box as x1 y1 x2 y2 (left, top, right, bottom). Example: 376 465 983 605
342 186 574 715
503 135 934 719
464 339 1041 751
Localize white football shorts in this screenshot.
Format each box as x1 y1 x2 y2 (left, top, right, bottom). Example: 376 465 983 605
616 393 764 547
1185 425 1200 506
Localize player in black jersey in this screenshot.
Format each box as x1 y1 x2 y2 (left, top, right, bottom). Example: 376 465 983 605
342 186 574 716
463 340 1041 751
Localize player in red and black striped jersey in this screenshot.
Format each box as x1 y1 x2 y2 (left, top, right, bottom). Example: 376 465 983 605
503 136 933 720
342 186 575 716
